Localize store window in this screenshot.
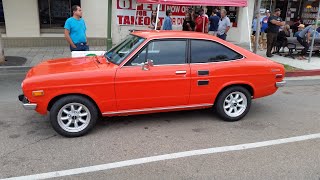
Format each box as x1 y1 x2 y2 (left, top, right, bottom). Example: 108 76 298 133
302 1 319 26
0 0 5 26
206 7 238 27
225 7 238 27
38 0 80 28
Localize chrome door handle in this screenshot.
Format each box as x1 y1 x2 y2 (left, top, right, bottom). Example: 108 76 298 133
176 70 187 75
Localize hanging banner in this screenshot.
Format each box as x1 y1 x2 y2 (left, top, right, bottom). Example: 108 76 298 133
117 0 188 26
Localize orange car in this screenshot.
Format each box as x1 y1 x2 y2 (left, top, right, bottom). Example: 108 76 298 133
19 31 286 137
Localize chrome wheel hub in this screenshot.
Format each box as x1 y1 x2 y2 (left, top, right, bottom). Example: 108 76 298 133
57 103 91 133
223 92 247 118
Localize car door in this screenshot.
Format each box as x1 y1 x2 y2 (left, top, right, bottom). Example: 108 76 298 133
114 39 191 111
189 39 244 105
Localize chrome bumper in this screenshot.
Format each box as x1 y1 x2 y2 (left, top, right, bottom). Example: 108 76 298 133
276 80 286 88
19 94 37 110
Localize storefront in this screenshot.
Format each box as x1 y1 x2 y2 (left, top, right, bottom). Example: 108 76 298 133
0 0 254 47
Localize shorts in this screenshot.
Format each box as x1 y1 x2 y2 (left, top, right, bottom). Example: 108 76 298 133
261 32 267 40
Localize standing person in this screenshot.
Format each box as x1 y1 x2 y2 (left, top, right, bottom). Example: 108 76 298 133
195 9 209 33
266 8 285 57
215 8 221 18
148 10 161 30
296 22 320 60
260 11 270 49
162 10 173 30
208 11 220 36
217 9 231 40
64 5 89 51
182 12 195 31
252 15 258 36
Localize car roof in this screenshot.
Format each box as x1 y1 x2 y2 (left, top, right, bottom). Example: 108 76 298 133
131 30 218 40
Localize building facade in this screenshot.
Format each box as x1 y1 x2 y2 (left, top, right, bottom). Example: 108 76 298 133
0 0 255 48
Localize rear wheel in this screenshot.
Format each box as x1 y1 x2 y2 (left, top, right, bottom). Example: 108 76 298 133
50 95 98 137
215 86 251 122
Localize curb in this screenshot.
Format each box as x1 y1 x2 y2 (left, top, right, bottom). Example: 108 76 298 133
0 66 32 74
285 69 320 77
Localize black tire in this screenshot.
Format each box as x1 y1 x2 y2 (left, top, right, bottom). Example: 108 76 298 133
50 95 98 137
215 86 251 122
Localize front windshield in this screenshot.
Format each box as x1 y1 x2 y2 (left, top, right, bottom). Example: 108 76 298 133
105 35 145 65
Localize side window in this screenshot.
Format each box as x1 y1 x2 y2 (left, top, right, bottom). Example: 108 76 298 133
191 40 243 63
129 40 186 66
129 48 147 66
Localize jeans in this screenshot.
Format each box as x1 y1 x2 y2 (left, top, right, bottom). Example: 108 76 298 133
217 33 227 40
297 36 309 56
266 32 278 56
70 42 89 51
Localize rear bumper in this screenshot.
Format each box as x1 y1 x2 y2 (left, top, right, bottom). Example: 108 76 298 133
18 94 37 110
276 80 286 88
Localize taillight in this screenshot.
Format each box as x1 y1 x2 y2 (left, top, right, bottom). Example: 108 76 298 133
275 74 283 79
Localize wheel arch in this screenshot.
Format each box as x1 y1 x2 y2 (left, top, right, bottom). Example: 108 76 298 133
214 83 254 105
47 93 102 116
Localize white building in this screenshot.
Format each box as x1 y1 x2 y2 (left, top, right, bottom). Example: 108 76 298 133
0 0 255 48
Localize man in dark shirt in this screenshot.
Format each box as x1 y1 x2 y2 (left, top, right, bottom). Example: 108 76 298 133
266 8 285 57
209 11 220 36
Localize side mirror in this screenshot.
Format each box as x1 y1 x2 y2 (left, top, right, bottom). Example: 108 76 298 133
142 59 154 70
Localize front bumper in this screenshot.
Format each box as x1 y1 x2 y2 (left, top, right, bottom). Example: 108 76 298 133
18 94 37 110
276 80 286 88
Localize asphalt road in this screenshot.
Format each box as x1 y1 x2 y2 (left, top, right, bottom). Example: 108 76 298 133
0 72 320 180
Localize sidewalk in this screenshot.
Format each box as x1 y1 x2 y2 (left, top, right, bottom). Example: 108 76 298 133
2 46 106 67
235 43 320 70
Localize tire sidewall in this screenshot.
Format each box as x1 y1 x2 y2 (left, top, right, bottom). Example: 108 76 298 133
50 95 98 137
216 86 251 122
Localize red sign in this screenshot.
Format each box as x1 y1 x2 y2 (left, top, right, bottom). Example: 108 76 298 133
117 0 187 26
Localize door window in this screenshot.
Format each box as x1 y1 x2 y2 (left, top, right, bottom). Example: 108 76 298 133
128 40 187 66
190 40 243 63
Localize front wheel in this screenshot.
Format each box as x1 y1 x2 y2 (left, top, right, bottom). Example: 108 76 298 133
50 95 98 137
215 86 251 122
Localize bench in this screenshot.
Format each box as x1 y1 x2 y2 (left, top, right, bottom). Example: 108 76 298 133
285 37 320 59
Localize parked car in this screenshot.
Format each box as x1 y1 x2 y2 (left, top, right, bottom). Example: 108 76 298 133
19 31 286 137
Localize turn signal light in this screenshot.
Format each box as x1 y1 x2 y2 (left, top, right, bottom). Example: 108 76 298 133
32 90 44 97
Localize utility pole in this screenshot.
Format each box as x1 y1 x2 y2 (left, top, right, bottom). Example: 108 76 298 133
0 33 4 64
254 0 262 54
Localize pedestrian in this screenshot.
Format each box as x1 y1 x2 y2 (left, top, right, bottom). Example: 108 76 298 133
182 12 195 31
215 8 221 18
148 10 161 30
162 10 173 30
195 9 209 33
217 9 231 40
296 22 320 60
208 11 219 36
260 11 270 50
64 5 89 51
266 8 285 57
252 15 258 36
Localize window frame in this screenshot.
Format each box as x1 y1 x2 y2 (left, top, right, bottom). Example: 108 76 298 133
124 38 189 67
188 39 244 64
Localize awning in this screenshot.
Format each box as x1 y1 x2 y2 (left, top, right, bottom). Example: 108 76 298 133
136 0 247 7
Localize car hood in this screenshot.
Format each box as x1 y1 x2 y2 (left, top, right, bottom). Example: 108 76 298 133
26 56 100 77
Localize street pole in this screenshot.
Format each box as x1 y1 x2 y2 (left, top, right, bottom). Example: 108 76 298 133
254 0 262 54
0 33 4 64
308 1 320 63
